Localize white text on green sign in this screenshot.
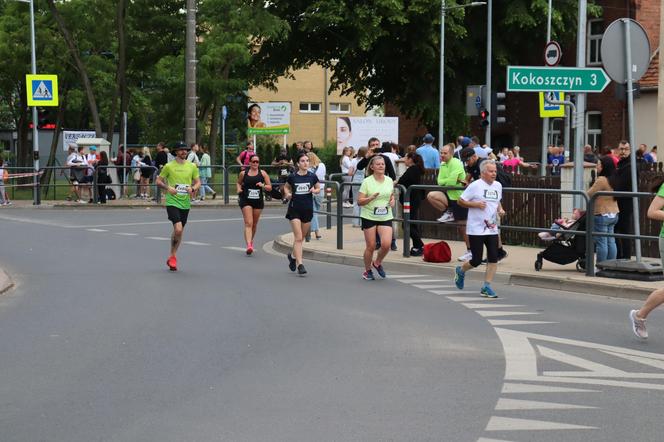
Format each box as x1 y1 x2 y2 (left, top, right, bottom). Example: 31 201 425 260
506 66 610 93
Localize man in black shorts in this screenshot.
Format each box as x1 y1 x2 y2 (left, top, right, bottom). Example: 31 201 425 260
155 142 200 271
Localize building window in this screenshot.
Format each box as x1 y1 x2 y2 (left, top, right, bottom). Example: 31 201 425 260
586 111 602 150
299 102 321 113
587 19 603 65
329 102 351 114
548 118 563 147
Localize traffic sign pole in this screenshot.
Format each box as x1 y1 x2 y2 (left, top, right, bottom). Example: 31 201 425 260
28 0 39 205
624 19 642 261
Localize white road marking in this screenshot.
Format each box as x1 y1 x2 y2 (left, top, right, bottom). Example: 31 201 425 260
222 246 247 252
485 416 597 431
502 383 599 394
494 327 664 388
461 303 524 309
413 284 456 289
86 228 108 232
183 241 210 246
389 274 428 279
494 398 596 411
475 311 539 318
398 279 450 284
115 232 138 236
446 296 492 302
73 215 284 229
600 349 664 370
145 236 171 241
488 319 557 326
538 345 628 377
427 290 460 296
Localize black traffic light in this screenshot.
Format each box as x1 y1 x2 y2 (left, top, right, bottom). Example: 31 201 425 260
493 92 507 124
479 108 490 128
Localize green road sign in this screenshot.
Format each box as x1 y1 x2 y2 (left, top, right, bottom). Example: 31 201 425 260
507 66 610 93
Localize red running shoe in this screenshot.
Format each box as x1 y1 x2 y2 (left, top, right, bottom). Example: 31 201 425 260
246 243 254 255
167 255 177 271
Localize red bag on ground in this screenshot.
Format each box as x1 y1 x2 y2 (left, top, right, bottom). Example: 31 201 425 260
423 241 452 263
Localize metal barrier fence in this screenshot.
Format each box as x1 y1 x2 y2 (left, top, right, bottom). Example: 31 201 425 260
401 184 590 259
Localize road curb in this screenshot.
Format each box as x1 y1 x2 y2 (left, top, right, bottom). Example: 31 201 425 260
273 234 649 300
0 268 14 295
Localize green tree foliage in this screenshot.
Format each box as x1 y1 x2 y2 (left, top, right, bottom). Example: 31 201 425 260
252 0 600 138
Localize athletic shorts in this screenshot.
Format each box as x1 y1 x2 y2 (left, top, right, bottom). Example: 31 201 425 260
286 206 313 223
239 196 264 210
449 199 468 221
166 206 190 226
361 218 393 230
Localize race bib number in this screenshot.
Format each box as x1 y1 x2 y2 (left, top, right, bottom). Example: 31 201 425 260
175 184 189 195
280 168 288 176
483 189 499 200
373 206 388 216
295 183 310 194
248 188 260 199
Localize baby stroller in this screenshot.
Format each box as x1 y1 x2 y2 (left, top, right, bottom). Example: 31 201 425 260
534 213 587 272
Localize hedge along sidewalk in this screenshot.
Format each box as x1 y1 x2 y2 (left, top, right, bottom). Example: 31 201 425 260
272 224 660 301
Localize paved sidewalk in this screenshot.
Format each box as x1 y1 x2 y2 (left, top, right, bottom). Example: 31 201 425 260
273 224 661 300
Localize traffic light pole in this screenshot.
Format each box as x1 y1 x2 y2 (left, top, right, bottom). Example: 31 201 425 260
484 0 492 146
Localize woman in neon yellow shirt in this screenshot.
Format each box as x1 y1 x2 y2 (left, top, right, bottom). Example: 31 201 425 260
358 155 395 280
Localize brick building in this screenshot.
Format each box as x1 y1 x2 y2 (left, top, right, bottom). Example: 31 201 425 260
389 0 660 160
248 64 367 148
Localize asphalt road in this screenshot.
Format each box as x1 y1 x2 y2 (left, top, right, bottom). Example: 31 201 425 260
0 207 663 441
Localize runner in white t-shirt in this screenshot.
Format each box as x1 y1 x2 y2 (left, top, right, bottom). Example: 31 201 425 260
454 159 505 298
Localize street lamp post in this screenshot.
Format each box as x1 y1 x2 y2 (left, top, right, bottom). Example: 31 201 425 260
17 0 40 204
439 1 486 147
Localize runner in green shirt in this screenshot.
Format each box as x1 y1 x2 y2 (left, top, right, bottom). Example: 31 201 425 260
357 155 395 280
155 142 200 271
629 180 664 339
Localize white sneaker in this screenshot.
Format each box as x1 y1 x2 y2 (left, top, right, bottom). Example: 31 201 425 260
343 202 353 208
437 211 455 223
457 250 473 262
630 310 648 339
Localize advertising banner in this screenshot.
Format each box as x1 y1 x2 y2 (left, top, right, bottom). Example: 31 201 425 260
63 130 96 151
336 117 399 154
247 102 291 135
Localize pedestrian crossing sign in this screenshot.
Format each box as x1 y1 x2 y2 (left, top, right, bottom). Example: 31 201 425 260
539 91 565 117
26 74 59 107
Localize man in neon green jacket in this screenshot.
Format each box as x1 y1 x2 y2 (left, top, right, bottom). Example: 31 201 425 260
426 143 473 261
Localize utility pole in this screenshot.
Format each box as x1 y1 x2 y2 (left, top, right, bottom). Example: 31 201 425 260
184 0 197 145
540 0 553 176
573 0 587 209
484 0 492 146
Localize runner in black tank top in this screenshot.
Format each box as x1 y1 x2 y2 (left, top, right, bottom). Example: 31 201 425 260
282 152 321 275
237 154 272 255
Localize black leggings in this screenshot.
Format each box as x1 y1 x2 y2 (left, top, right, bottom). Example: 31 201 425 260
468 234 499 267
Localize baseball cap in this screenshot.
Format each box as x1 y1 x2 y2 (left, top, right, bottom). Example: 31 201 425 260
461 137 471 148
89 146 97 151
460 147 476 162
172 141 189 151
423 133 435 143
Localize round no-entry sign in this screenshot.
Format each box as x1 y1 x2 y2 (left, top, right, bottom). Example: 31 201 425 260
544 41 562 66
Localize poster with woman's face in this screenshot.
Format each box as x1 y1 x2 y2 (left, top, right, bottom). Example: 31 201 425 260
247 102 291 135
336 117 399 154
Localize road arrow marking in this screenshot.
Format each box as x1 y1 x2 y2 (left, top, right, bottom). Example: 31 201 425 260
476 311 539 318
488 320 557 326
494 398 596 410
502 383 600 394
485 416 597 431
